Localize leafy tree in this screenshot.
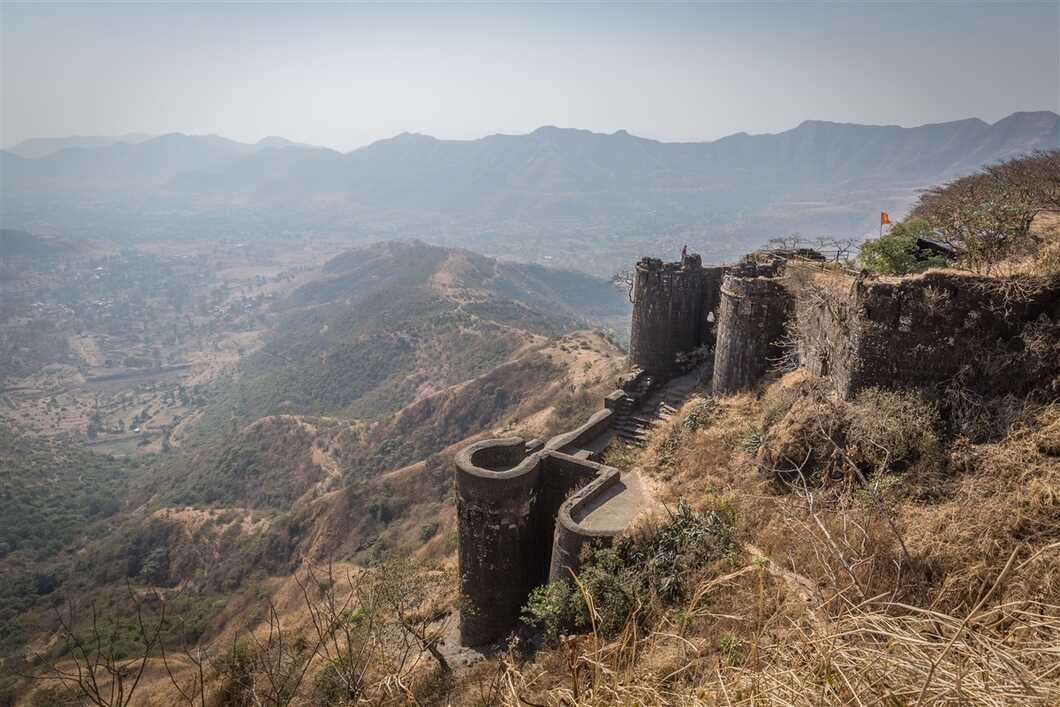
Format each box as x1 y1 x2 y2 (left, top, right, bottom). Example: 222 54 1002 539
859 221 950 275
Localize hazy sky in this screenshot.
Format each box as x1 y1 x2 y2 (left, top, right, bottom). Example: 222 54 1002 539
2 1 1058 151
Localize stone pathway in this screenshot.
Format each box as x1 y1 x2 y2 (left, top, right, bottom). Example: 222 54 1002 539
573 470 649 532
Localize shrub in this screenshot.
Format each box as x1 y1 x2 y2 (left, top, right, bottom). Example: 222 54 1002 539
909 152 1060 271
682 397 716 431
847 388 943 476
419 523 439 543
858 221 949 275
212 640 258 707
523 502 735 639
758 376 944 483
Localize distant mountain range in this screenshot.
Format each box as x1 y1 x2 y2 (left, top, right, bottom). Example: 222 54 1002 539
5 133 155 159
2 112 1056 275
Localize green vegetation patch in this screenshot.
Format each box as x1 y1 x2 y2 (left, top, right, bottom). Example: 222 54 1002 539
524 501 736 639
0 423 131 561
858 220 949 275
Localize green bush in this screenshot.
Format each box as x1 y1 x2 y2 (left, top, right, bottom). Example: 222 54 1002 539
859 221 949 275
523 502 735 639
418 523 439 543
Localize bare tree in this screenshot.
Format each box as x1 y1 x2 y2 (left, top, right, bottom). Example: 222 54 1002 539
767 235 805 251
813 236 860 263
612 269 635 304
211 558 454 706
297 563 375 704
158 626 209 707
911 150 1060 271
32 589 166 707
372 558 452 677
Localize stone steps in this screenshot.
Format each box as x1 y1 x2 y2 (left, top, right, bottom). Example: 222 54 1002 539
612 365 709 448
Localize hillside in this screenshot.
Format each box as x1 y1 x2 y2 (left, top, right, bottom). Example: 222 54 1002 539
0 238 631 704
198 240 628 430
4 151 1059 706
0 326 627 704
3 113 1056 275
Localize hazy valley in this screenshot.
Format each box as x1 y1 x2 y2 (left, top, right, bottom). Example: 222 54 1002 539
0 230 634 696
1 116 1059 707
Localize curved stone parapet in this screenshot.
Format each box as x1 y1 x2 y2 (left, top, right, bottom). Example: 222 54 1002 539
455 437 544 646
548 462 646 583
712 261 792 394
455 383 655 646
544 408 613 455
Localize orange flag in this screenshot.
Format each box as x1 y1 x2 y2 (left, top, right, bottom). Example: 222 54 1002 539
880 211 891 225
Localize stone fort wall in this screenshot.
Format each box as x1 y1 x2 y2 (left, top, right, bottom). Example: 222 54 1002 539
712 259 793 395
455 398 644 646
628 253 728 380
795 269 1060 399
456 248 1059 647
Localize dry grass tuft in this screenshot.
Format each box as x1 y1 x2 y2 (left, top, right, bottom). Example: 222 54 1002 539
487 563 1060 706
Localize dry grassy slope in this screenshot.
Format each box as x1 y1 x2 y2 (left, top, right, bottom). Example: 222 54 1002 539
135 239 626 573
483 361 1060 706
121 329 620 563
295 330 626 564
203 239 626 431
8 239 630 705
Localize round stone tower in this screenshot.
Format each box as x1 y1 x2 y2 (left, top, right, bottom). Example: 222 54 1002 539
629 253 705 380
454 438 543 646
712 260 792 394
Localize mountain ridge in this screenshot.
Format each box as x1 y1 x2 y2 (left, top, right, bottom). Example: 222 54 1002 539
7 110 1054 166
2 111 1056 275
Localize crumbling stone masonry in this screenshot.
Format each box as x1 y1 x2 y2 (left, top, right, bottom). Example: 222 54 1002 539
456 402 648 646
712 259 794 395
795 269 1060 399
629 253 728 380
708 254 1060 397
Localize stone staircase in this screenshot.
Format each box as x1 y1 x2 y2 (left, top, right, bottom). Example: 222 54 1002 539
612 365 708 445
610 373 656 444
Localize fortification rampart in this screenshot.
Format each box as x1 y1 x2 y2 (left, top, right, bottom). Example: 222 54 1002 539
456 386 649 646
628 253 728 380
549 462 624 582
712 259 793 394
456 247 1059 647
795 269 1060 398
455 438 546 646
705 252 1059 398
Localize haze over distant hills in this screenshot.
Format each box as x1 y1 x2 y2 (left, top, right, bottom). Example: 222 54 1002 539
2 111 1057 275
5 133 156 159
